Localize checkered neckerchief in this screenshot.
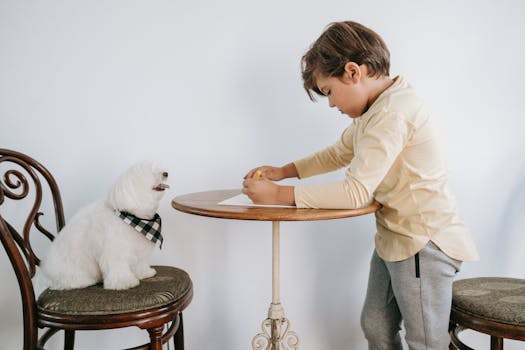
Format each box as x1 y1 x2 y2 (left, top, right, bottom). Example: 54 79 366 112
117 211 163 249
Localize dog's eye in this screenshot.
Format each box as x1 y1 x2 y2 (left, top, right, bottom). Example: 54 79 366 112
162 172 168 178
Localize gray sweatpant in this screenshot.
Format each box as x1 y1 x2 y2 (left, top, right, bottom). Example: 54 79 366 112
360 241 462 350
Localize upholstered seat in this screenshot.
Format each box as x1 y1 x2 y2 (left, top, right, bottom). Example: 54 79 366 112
449 277 525 350
38 266 191 316
452 278 525 326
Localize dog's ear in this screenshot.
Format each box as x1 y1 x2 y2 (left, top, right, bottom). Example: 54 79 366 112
108 174 139 212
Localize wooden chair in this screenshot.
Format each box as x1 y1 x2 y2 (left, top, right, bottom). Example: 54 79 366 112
0 149 193 350
449 277 525 350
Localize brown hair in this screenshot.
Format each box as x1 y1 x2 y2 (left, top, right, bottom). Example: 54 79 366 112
301 21 390 101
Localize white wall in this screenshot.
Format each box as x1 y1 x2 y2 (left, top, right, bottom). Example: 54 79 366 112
1 0 524 349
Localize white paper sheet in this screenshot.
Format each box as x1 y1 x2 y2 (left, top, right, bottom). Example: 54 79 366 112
218 193 296 208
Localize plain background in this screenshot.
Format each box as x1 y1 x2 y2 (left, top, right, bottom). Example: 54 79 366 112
1 0 524 349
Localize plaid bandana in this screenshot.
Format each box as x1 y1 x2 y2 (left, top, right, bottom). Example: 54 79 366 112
117 211 163 249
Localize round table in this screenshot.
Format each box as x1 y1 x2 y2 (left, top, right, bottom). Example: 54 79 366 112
172 189 381 349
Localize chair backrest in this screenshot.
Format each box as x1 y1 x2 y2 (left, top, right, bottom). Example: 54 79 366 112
0 149 65 348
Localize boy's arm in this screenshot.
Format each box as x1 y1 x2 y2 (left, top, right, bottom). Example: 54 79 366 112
293 124 355 179
281 162 298 179
244 125 353 206
294 112 410 209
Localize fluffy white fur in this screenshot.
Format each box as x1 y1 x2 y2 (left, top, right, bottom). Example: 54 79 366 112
41 161 169 290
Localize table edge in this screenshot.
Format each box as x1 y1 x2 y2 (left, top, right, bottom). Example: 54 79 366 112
171 190 381 221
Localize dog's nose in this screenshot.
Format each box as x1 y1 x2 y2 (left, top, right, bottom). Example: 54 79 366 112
162 172 168 178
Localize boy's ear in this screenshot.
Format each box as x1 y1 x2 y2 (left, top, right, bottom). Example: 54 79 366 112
343 62 361 83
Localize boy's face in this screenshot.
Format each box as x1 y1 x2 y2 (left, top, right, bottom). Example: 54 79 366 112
315 64 369 118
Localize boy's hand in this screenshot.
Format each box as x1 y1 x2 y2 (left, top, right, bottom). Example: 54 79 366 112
242 178 279 204
244 166 285 181
242 178 295 206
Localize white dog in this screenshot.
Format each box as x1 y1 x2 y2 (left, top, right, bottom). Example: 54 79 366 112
41 161 169 290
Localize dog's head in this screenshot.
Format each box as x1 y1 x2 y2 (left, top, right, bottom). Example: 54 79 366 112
108 161 169 219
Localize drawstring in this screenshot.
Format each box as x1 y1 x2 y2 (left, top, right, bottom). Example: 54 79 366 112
415 253 420 278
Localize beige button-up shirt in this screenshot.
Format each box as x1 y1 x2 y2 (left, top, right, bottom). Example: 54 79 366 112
294 76 479 262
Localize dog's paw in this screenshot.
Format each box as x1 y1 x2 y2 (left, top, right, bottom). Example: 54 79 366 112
103 275 140 290
135 266 157 280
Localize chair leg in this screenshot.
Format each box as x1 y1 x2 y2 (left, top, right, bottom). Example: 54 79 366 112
173 313 184 350
148 325 164 350
64 330 75 350
491 336 503 350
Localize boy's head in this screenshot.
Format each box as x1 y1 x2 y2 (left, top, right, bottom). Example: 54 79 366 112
301 21 390 101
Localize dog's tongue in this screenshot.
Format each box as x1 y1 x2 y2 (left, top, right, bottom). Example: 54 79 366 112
153 184 170 191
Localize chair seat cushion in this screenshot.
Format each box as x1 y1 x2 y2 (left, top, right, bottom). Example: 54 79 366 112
37 266 192 316
452 277 525 326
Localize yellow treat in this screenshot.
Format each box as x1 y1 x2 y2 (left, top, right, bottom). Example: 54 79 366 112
253 170 262 181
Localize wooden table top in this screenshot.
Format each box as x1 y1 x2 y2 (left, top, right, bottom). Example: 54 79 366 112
171 189 381 221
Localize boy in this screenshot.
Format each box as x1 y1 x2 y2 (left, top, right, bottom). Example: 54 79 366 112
242 21 478 349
